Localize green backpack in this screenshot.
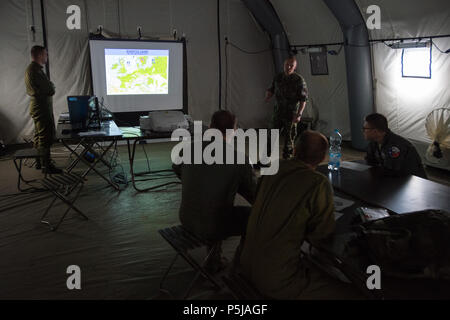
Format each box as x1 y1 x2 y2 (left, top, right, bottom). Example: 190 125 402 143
355 210 450 279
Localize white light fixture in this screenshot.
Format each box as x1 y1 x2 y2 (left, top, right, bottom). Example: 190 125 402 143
307 46 325 53
390 41 429 49
401 43 432 78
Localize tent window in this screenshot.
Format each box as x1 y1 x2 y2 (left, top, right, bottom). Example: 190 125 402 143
401 46 432 79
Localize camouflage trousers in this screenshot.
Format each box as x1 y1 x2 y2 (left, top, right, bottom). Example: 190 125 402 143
30 107 55 160
268 113 297 159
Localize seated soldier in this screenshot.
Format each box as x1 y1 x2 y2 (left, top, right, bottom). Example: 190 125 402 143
363 113 427 179
239 130 360 299
172 110 257 272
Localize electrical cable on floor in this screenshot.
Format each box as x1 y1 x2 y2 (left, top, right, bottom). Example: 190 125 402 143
142 143 151 172
107 140 128 190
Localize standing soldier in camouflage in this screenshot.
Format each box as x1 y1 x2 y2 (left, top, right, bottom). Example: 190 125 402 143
265 55 308 159
25 46 61 174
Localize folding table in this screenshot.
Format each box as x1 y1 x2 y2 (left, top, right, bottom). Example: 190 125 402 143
56 120 123 190
119 126 179 192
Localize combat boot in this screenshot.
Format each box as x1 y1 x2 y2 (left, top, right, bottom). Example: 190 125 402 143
42 157 62 174
35 158 41 169
42 162 63 174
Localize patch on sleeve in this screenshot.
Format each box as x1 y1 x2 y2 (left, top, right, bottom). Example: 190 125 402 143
388 146 401 159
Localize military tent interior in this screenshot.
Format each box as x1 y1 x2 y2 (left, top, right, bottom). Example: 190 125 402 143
0 0 449 302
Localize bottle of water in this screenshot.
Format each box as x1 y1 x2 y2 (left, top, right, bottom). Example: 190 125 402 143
328 129 342 171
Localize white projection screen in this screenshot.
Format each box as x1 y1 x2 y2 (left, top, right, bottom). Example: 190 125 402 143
89 39 183 112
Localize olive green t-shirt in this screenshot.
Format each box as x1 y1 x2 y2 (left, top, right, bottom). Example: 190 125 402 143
240 159 335 299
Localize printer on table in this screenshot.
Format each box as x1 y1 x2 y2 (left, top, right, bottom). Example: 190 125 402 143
140 111 190 135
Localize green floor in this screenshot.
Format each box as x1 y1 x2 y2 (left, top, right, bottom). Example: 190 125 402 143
0 141 448 299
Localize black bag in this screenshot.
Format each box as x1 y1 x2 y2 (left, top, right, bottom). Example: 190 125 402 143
355 210 450 279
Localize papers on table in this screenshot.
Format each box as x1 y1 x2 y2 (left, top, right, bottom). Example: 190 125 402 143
333 195 354 212
59 112 70 121
340 161 371 171
120 127 142 137
357 207 390 222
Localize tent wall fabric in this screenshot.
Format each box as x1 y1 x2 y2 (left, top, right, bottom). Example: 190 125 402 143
1 0 449 147
271 0 449 145
221 0 275 128
271 0 352 140
0 0 274 144
0 0 44 145
356 0 450 146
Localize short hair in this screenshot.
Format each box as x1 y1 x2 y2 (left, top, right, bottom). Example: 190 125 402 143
285 54 297 61
31 45 46 59
210 110 236 136
294 130 329 166
365 113 389 132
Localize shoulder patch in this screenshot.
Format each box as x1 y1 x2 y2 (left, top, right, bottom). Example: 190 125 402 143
389 146 401 159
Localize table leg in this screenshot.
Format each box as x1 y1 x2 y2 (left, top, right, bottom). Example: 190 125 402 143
126 138 179 192
79 139 120 190
64 139 90 173
90 141 113 169
62 138 120 190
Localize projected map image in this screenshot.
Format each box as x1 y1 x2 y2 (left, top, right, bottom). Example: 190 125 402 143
105 49 169 95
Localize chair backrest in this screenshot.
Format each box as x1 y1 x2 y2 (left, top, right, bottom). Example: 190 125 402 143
222 272 266 300
158 225 215 252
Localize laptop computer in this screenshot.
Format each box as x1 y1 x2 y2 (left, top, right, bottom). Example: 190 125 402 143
67 95 90 131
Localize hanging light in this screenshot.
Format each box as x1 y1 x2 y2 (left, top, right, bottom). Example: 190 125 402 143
393 40 432 78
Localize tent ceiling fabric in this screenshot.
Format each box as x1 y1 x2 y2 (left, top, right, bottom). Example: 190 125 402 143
271 0 343 45
355 0 450 39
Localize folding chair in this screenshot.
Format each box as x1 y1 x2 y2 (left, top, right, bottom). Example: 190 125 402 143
13 148 40 191
40 172 88 231
303 242 384 300
222 272 266 300
158 225 223 299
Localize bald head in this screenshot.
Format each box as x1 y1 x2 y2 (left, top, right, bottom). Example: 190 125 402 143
294 130 329 167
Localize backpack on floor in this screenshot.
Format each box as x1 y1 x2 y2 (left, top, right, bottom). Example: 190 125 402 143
354 210 450 280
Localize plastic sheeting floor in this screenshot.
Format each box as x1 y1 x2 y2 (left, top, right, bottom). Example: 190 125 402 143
0 142 448 299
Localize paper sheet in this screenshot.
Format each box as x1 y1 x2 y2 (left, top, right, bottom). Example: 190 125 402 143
333 196 354 212
334 212 344 221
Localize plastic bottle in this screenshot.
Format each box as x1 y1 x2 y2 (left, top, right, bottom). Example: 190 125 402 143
328 129 342 171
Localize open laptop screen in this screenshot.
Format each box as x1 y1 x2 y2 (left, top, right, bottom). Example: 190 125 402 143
67 95 90 130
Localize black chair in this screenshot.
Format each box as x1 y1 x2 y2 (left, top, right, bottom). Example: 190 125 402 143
40 172 88 231
13 148 40 191
222 271 266 300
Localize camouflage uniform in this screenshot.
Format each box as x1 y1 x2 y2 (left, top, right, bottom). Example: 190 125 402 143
366 130 427 179
268 72 308 158
24 61 56 163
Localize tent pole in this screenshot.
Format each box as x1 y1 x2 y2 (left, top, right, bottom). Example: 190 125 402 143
39 0 50 79
323 0 375 150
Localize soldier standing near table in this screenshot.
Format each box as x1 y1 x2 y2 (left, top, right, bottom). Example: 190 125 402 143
265 55 308 159
25 45 61 174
